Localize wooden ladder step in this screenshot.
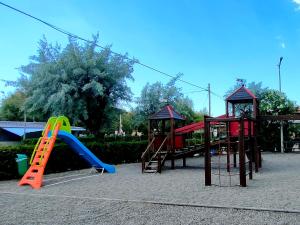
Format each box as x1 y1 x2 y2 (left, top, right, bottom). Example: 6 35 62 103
144 169 157 173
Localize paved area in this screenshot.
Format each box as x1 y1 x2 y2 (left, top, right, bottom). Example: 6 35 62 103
0 153 300 224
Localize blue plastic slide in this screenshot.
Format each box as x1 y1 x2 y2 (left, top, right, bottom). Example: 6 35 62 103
57 131 115 173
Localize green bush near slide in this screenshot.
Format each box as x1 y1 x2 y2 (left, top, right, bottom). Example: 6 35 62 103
0 140 147 181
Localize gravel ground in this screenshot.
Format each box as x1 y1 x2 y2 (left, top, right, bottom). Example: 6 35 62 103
0 153 300 224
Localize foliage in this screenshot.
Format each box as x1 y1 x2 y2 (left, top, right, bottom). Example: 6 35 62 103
0 140 147 180
0 91 26 121
19 35 135 135
224 80 268 99
226 81 297 151
259 90 296 115
258 90 296 151
134 75 203 130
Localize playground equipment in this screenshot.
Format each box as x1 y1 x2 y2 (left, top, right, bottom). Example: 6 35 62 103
141 86 263 187
142 85 300 187
204 85 260 187
141 105 207 173
19 116 115 189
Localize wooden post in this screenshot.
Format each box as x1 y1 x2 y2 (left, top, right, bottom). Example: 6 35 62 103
233 143 237 168
226 122 231 172
254 119 259 172
239 117 246 187
204 116 211 186
259 146 262 168
170 118 175 169
158 152 161 173
148 120 151 144
142 158 145 173
248 119 253 180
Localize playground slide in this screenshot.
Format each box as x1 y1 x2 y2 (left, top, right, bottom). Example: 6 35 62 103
175 114 226 134
57 131 116 173
19 116 115 189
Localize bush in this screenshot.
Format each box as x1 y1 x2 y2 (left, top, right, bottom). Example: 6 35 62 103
0 140 147 180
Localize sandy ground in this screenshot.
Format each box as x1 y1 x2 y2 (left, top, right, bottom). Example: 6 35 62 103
0 153 300 225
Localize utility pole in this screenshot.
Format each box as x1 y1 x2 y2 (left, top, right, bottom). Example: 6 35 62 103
208 83 211 116
23 108 27 141
278 57 284 153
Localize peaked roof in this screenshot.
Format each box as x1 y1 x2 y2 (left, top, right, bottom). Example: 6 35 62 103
226 85 257 102
149 105 185 120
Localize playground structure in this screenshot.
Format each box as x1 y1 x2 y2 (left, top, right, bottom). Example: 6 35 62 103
19 116 115 189
141 86 264 187
204 85 261 187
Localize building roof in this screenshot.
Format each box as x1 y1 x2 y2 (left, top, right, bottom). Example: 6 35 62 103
0 121 85 137
149 105 185 120
226 85 257 103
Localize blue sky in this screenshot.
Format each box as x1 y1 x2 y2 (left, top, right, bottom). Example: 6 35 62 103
0 0 300 116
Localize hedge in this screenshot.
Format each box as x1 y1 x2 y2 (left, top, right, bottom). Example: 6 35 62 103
0 140 147 181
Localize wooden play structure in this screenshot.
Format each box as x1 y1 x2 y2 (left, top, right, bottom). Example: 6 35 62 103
141 85 299 187
141 105 204 173
204 85 261 187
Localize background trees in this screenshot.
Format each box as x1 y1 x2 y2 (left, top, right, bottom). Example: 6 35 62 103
17 36 135 135
0 91 26 121
134 75 204 133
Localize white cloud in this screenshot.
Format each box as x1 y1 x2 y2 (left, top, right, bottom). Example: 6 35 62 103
275 35 286 49
292 0 300 10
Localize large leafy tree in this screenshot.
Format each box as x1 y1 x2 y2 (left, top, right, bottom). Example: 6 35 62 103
259 90 296 151
20 36 135 135
259 90 296 115
134 75 202 131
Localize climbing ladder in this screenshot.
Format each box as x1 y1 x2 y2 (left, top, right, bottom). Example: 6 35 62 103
141 136 169 173
18 116 70 189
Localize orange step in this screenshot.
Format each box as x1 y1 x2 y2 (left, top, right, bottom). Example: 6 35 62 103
19 122 61 189
18 165 45 189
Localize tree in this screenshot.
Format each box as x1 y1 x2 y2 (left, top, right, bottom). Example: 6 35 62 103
134 75 200 130
224 80 267 99
0 91 26 121
259 90 296 115
226 81 297 151
20 35 135 135
258 90 296 151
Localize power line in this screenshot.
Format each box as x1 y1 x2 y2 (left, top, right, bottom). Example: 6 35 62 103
0 1 222 98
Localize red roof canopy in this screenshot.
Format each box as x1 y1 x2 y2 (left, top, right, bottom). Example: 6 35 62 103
149 105 185 120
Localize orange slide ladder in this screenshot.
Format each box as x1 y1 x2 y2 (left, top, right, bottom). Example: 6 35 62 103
18 116 70 189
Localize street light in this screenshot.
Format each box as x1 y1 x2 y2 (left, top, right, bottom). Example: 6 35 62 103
278 57 283 92
278 57 284 153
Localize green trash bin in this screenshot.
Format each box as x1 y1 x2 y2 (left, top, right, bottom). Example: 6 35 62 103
16 154 28 176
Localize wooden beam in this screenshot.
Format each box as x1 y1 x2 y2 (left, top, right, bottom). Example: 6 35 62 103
204 116 211 186
258 114 300 121
239 117 246 187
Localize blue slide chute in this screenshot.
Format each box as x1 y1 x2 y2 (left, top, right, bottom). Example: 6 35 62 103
57 131 115 173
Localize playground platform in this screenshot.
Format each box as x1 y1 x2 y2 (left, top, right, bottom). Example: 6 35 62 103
0 153 300 225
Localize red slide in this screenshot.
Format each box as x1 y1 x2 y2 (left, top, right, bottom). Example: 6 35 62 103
175 115 226 134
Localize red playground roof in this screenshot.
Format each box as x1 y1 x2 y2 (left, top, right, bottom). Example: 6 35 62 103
175 115 226 134
149 105 185 120
226 85 257 102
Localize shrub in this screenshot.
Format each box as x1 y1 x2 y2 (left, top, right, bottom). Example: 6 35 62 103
0 140 147 180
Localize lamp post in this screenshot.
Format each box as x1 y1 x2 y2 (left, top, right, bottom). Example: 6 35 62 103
278 57 284 153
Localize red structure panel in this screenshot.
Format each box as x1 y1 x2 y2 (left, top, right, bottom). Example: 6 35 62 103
175 135 184 149
230 121 254 136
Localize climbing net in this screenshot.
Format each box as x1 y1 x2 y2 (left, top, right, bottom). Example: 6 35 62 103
209 123 252 187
